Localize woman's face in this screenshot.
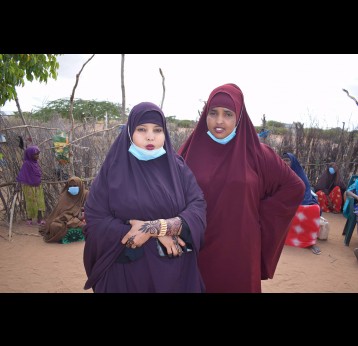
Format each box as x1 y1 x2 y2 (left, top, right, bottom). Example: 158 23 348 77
329 162 338 170
132 123 165 150
206 107 236 139
67 179 80 195
68 180 78 188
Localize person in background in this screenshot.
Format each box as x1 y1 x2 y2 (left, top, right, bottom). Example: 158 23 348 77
15 145 46 226
315 162 346 213
83 102 207 293
343 178 358 217
281 152 322 255
178 83 305 293
39 176 88 244
343 179 358 255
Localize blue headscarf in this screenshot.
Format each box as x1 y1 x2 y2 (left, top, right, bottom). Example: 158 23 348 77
282 152 318 205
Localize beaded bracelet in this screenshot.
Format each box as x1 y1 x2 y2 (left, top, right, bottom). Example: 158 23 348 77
158 219 167 237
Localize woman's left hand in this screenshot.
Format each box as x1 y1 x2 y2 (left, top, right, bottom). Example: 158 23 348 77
121 219 152 248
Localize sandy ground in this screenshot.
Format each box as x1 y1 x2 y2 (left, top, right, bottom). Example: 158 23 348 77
0 212 357 293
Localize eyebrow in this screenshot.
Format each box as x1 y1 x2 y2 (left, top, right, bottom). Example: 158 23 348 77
210 107 235 112
138 124 162 127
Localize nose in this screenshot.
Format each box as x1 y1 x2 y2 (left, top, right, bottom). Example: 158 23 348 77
216 114 224 124
146 131 155 141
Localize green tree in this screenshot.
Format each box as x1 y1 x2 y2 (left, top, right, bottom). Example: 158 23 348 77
31 98 126 121
0 54 61 106
267 120 285 128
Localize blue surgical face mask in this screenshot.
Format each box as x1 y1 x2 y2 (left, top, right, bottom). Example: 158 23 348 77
207 126 237 145
128 143 166 161
68 186 80 195
328 167 335 175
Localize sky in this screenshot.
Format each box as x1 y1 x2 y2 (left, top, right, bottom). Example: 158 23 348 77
2 54 358 129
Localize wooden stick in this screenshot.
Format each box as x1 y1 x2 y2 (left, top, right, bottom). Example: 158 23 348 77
8 192 18 241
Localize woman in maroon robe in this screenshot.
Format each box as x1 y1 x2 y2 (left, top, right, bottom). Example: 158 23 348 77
178 83 305 293
83 102 206 293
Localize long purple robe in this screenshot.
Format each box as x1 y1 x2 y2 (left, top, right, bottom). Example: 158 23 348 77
83 102 206 293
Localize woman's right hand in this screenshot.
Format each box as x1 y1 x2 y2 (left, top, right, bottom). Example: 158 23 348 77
158 236 186 257
78 207 85 221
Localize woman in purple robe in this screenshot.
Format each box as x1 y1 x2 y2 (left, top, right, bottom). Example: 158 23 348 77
16 145 46 225
83 102 207 293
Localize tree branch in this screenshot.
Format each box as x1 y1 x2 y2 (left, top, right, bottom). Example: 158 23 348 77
159 68 165 109
342 88 358 106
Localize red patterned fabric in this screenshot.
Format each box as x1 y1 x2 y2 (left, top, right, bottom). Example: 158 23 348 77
316 185 342 213
285 204 321 248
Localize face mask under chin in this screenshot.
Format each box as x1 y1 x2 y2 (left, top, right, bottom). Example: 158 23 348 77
68 186 80 195
328 167 335 175
128 143 166 161
207 127 237 145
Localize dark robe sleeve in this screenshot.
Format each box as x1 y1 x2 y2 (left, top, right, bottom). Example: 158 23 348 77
315 173 330 195
83 171 131 290
259 145 305 280
176 156 207 254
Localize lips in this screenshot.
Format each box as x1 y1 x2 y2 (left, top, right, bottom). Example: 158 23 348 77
146 145 155 150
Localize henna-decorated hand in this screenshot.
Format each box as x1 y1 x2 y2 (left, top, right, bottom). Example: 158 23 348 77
121 219 158 248
158 235 186 257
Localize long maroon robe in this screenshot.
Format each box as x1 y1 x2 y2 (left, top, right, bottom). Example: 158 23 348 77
178 83 305 293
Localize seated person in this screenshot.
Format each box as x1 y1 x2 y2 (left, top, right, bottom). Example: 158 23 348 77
39 176 89 243
282 152 322 255
345 179 358 215
315 162 346 213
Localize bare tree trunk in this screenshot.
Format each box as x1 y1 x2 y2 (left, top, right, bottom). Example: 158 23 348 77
159 68 165 109
261 114 266 129
14 95 33 144
335 122 345 164
8 192 18 241
121 54 126 122
68 54 95 176
306 137 314 166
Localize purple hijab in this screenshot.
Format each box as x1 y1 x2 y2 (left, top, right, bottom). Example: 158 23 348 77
16 146 42 186
83 102 206 292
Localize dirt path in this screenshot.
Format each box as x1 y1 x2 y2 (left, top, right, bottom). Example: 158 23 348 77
262 212 358 292
0 212 357 293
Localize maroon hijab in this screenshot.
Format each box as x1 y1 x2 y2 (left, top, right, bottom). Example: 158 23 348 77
16 145 42 186
178 83 305 292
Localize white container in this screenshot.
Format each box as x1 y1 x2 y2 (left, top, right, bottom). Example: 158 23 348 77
318 217 329 240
